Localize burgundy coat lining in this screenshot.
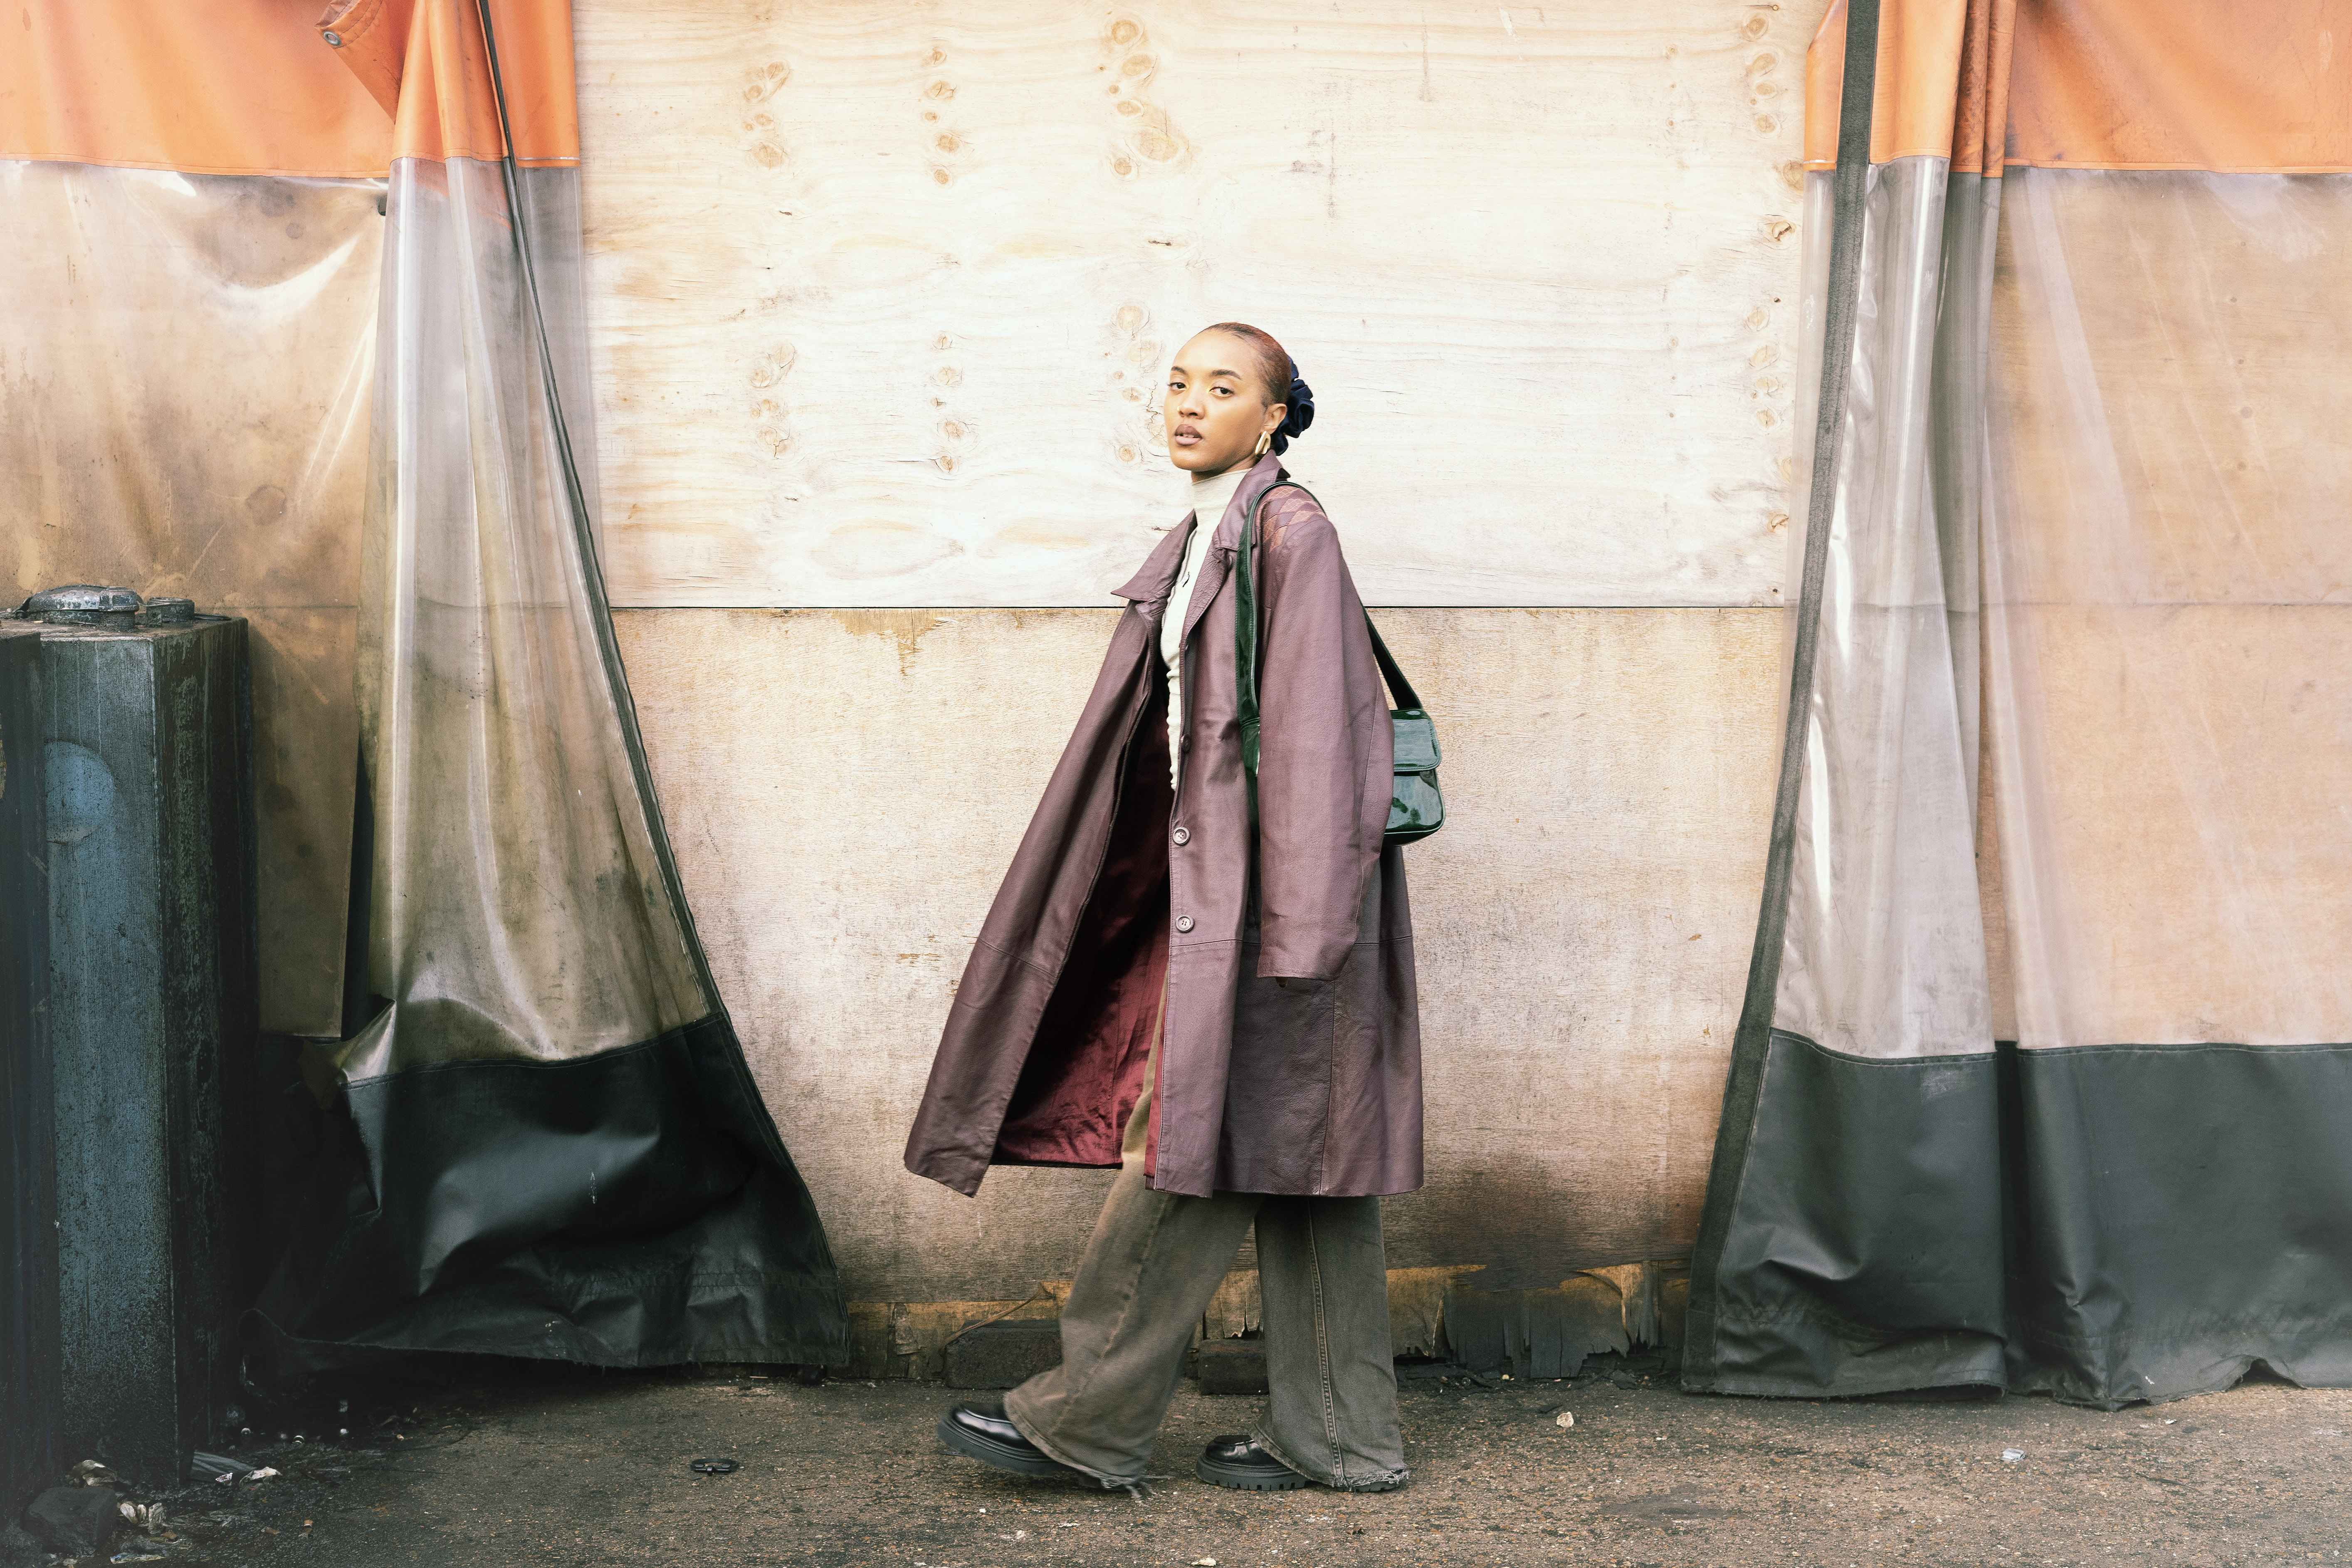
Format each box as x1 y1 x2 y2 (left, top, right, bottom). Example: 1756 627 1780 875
991 685 1173 1168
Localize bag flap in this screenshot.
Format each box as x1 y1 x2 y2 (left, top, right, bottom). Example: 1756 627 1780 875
1391 710 1440 771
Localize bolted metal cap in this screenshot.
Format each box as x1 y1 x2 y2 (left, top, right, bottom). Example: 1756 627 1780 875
21 585 142 625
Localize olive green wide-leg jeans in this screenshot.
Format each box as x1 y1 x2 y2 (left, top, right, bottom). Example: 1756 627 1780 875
1001 1077 1407 1491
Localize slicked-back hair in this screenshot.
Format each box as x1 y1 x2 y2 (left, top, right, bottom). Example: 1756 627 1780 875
1202 321 1292 411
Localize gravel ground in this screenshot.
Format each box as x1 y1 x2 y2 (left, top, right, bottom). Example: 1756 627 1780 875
94 1361 2352 1567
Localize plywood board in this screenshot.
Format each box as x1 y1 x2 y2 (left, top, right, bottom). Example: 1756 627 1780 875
613 604 1780 1304
576 1 1827 608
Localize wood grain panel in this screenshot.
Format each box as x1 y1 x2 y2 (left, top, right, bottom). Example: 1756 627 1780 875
576 1 1827 608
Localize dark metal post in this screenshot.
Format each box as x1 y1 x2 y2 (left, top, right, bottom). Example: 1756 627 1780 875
0 590 258 1489
0 632 57 1517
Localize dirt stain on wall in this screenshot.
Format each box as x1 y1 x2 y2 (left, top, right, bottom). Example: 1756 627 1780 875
830 608 951 676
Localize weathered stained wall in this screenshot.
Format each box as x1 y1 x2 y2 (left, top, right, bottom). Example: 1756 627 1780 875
613 607 1780 1304
571 0 1825 1314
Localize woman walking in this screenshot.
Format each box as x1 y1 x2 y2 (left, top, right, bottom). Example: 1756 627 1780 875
903 322 1421 1495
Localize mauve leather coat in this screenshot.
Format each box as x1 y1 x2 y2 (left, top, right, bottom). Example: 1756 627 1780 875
904 454 1422 1200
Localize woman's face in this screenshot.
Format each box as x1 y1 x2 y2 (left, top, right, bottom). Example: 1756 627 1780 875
1163 330 1286 477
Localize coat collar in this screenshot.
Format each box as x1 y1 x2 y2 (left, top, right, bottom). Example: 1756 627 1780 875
1211 452 1290 555
1110 516 1191 610
1109 454 1290 610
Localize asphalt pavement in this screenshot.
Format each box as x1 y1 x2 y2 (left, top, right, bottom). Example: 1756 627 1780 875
95 1358 2352 1567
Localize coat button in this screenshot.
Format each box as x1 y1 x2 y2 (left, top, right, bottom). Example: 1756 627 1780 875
1175 916 1195 933
1171 826 1190 845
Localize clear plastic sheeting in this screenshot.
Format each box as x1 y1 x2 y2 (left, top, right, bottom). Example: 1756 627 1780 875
1772 157 1991 1063
1984 168 2352 1050
0 159 380 1035
339 158 685 1080
251 153 847 1373
1692 0 2352 1405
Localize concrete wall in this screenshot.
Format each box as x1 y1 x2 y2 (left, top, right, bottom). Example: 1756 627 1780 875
614 606 1781 1308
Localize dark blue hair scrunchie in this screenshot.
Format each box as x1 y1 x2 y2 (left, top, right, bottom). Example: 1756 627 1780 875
1270 362 1315 455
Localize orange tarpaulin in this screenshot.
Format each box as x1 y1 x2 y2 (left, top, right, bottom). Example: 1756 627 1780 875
1806 0 2352 172
1804 0 1974 170
0 0 387 177
2007 0 2352 172
318 0 580 166
0 0 577 176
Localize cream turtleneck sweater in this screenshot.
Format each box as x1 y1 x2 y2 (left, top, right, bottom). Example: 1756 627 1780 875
1161 463 1251 792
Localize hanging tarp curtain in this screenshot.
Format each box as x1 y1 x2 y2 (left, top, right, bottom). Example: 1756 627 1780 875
1687 0 2352 1407
252 0 845 1373
4 0 844 1373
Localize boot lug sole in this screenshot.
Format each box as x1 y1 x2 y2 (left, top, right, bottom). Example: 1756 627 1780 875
936 1412 1082 1479
1195 1459 1311 1491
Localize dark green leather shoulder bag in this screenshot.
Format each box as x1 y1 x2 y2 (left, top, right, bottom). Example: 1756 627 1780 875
1234 480 1444 847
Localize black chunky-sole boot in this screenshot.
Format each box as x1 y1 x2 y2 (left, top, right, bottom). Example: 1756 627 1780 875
1195 1435 1310 1491
936 1401 1082 1479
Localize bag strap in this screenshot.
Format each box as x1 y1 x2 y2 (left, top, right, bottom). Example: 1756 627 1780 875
1235 481 1425 797
1233 479 1281 780
1361 615 1422 713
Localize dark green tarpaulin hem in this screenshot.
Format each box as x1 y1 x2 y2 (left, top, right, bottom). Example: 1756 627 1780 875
247 1015 849 1380
1685 1030 2006 1400
2000 1037 2352 1408
1686 1030 2352 1408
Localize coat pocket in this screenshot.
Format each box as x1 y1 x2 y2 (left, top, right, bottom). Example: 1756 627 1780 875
1224 954 1342 1165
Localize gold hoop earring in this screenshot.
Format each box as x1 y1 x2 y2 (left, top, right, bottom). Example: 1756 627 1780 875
1254 430 1273 457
